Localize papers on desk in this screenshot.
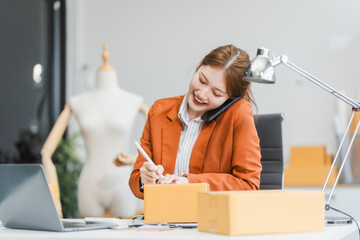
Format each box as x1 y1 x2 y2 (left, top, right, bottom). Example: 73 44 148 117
85 217 132 224
134 225 172 231
84 217 132 229
84 217 197 231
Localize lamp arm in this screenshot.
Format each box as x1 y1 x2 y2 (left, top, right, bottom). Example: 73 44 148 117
270 55 360 209
323 111 355 193
273 56 360 109
325 112 360 208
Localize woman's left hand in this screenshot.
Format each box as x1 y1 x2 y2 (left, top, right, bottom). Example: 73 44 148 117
157 174 189 184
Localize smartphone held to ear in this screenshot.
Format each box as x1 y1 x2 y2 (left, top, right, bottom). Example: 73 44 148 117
201 96 241 122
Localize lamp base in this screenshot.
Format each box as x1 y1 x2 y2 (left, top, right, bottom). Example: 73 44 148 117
325 216 352 225
325 204 353 225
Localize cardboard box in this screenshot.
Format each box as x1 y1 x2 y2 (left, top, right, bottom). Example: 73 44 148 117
350 112 360 133
198 190 324 236
284 165 338 186
324 154 332 165
144 183 209 223
290 146 326 166
351 134 360 181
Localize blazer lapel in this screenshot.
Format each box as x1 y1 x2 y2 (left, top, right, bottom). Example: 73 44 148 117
190 120 216 173
161 98 183 175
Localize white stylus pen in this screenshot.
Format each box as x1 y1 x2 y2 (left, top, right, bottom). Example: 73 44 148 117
134 141 165 180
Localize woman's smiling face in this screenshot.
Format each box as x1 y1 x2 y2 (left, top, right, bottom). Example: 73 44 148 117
187 65 229 120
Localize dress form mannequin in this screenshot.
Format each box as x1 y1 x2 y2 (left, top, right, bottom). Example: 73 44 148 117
41 45 148 217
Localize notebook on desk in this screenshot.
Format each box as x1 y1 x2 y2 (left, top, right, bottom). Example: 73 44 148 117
0 164 116 232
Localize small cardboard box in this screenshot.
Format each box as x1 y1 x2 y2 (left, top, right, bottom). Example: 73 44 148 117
198 190 324 236
144 183 209 223
290 146 326 166
284 164 338 186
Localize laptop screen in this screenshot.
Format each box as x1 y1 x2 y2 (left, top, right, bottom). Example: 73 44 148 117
0 164 64 231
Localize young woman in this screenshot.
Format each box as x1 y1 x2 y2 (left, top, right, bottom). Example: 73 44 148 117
129 45 262 199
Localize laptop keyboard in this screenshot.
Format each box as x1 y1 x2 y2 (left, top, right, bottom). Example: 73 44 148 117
62 221 87 229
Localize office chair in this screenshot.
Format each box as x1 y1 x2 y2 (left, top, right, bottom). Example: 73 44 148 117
254 114 284 190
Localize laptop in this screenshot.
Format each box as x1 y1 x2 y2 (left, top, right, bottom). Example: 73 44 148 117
0 164 117 232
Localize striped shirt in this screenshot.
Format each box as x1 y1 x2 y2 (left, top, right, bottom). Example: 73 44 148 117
174 94 204 177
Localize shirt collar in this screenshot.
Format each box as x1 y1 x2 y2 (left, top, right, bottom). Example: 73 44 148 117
178 93 204 125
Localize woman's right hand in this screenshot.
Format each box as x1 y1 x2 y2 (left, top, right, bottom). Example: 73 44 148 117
140 162 164 185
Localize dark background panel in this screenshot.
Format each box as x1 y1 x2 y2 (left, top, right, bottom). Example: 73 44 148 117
0 0 66 163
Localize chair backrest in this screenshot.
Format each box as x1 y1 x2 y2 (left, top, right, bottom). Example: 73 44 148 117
254 114 284 190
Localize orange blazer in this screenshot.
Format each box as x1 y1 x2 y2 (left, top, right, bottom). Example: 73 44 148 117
129 95 262 199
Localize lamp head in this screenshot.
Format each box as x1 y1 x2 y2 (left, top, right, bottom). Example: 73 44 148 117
244 47 276 84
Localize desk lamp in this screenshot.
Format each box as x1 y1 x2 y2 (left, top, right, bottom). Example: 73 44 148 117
243 47 360 212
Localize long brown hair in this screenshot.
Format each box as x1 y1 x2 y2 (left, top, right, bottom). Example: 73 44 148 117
196 45 257 109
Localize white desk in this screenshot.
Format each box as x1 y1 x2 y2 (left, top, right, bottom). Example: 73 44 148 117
0 224 358 240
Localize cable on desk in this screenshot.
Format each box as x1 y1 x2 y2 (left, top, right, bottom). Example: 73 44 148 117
329 206 360 240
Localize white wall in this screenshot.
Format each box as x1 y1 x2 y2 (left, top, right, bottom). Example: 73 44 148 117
66 0 360 165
